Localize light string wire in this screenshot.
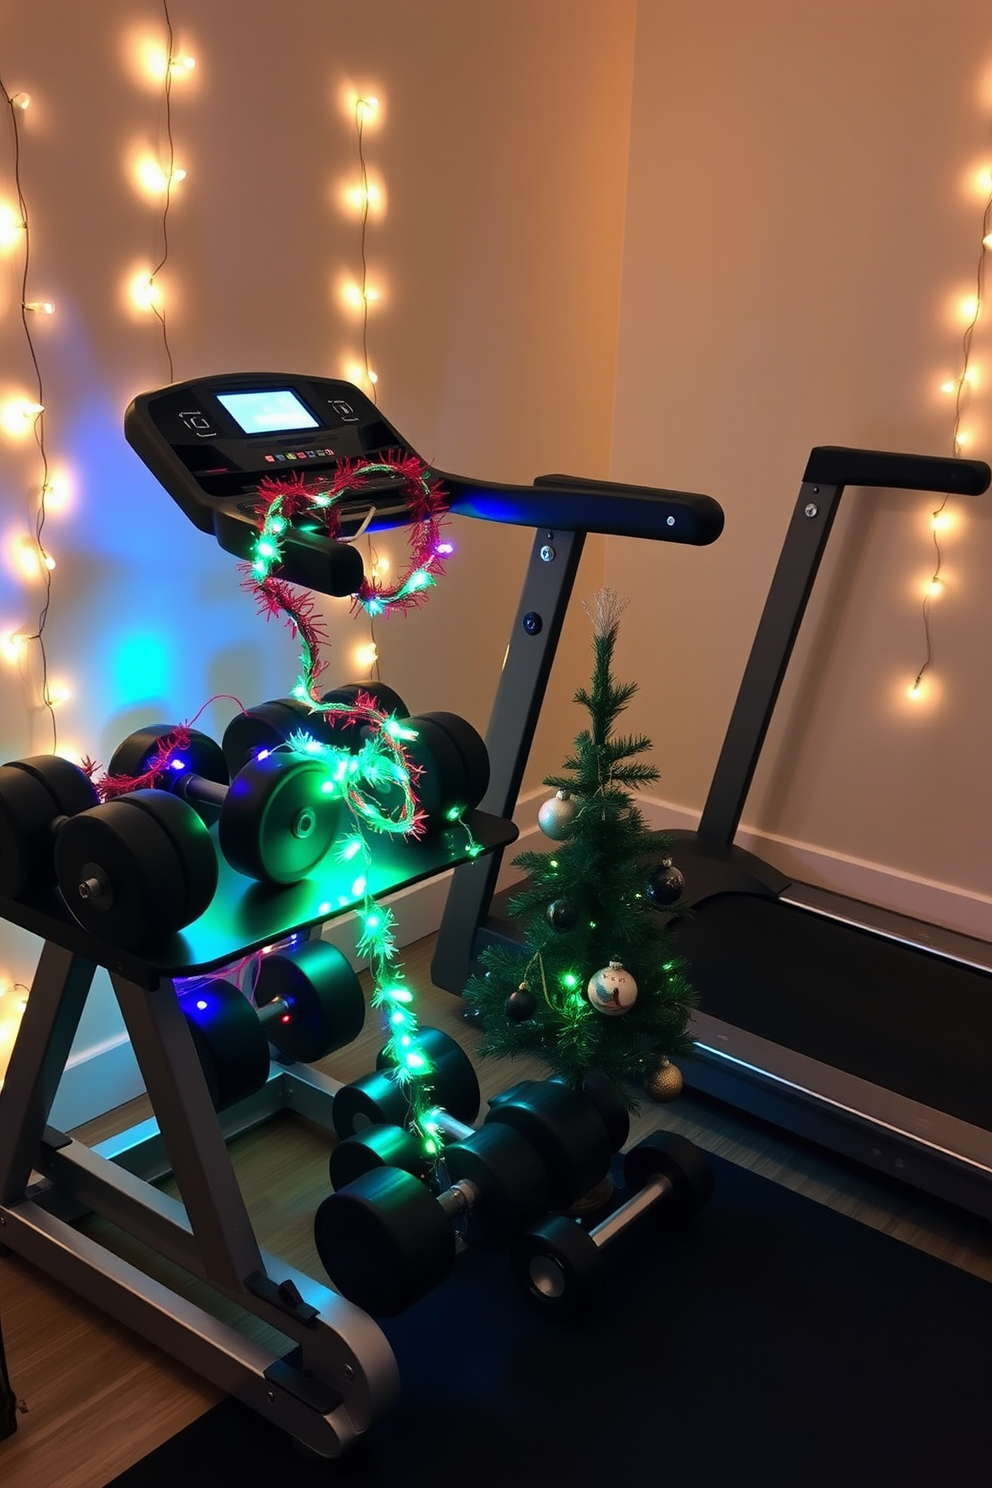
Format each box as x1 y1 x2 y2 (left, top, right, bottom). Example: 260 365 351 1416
354 96 376 405
0 71 57 750
148 0 177 381
912 132 992 696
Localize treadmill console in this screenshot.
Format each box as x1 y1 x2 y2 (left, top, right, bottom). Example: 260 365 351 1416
125 371 422 566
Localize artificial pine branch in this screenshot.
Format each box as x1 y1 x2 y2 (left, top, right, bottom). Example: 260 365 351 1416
464 587 695 1106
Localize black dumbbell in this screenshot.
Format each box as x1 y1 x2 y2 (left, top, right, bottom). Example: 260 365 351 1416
107 724 346 884
331 1027 482 1138
221 681 409 774
0 752 218 947
314 1118 551 1315
181 939 366 1110
51 725 345 948
0 755 101 900
318 1074 630 1315
511 1131 714 1318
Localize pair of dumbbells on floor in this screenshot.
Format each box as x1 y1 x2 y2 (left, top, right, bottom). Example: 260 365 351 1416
0 682 489 950
317 1037 713 1318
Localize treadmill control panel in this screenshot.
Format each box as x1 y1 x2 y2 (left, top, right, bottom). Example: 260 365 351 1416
125 371 423 547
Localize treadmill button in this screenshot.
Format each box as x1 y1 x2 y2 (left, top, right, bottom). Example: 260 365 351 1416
180 411 218 437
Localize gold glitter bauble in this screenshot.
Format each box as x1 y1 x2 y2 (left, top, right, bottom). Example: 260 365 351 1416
645 1059 683 1102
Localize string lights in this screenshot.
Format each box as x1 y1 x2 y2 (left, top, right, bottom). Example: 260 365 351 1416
128 0 194 378
909 131 991 702
0 71 60 752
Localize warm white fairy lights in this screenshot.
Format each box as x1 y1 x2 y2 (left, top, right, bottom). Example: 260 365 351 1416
908 123 991 704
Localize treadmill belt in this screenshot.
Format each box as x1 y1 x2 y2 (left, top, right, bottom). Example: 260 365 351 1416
672 893 992 1131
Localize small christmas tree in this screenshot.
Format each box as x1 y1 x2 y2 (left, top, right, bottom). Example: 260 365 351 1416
464 588 695 1106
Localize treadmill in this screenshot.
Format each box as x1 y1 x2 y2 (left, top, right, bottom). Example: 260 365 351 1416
434 444 992 1219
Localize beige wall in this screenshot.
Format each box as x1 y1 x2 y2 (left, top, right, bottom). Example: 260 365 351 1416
609 0 992 917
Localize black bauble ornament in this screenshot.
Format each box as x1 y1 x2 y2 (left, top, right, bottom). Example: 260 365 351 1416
647 857 685 906
505 984 536 1022
546 897 578 931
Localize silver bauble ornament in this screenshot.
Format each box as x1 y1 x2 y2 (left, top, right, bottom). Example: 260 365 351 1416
538 790 578 840
586 959 638 1016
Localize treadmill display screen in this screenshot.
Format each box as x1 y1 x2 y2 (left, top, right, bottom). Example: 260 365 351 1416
216 388 320 435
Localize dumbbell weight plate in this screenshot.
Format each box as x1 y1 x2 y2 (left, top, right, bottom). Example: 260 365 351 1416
182 978 271 1110
318 682 409 752
487 1079 614 1212
375 1027 481 1124
253 939 365 1063
313 1165 457 1316
443 1122 549 1250
329 1122 430 1190
0 756 99 898
332 1026 480 1137
622 1131 714 1214
218 752 344 884
417 712 490 810
54 790 218 949
511 1214 605 1318
109 726 228 825
221 699 314 776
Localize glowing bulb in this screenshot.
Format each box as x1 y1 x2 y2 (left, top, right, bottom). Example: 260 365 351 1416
931 511 953 533
41 474 69 512
959 295 980 322
973 165 992 194
985 232 992 250
356 95 379 121
129 271 162 312
169 53 196 75
10 92 30 111
1 399 44 438
954 432 971 447
135 155 187 196
926 578 943 597
343 181 383 214
0 203 24 251
354 642 378 670
907 679 923 700
47 682 71 706
1 629 28 664
23 301 55 315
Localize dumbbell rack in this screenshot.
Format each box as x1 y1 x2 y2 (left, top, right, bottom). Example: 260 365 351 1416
0 809 515 1457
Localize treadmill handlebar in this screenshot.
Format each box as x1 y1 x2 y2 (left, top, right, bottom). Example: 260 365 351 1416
803 445 990 497
438 469 725 546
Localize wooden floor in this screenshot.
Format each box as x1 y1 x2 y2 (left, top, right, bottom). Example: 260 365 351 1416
1 935 990 1488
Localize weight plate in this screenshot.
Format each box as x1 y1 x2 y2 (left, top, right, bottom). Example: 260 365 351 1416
182 978 270 1111
443 1122 549 1250
318 682 410 752
254 939 365 1063
0 757 98 898
218 752 344 883
109 725 229 826
331 1067 414 1137
511 1214 605 1318
417 712 490 810
376 1026 481 1124
487 1079 614 1211
221 699 313 776
622 1131 714 1214
329 1123 429 1190
313 1165 456 1315
121 790 219 927
55 792 201 948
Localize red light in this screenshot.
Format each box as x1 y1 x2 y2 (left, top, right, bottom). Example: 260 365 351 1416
280 1013 292 1023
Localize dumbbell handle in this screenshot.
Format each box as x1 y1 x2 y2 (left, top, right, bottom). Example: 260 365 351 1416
587 1170 673 1249
437 1177 480 1222
255 993 297 1033
178 773 228 808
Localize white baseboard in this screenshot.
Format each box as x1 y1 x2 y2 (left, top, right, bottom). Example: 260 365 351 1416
634 793 992 943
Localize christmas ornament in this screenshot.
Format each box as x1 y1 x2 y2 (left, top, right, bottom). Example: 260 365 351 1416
506 983 536 1022
546 897 578 931
586 960 638 1016
645 1057 683 1101
538 789 578 840
647 856 685 907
